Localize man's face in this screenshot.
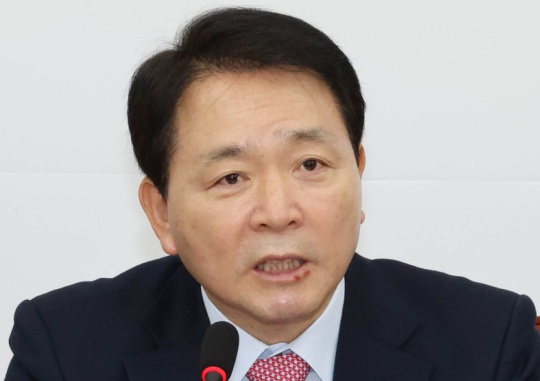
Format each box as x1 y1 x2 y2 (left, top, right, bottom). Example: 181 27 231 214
155 70 363 342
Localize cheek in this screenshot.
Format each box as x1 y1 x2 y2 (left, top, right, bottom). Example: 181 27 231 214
172 213 231 285
170 199 246 259
316 183 361 224
307 182 361 262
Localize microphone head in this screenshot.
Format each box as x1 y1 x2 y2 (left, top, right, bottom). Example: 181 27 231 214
200 321 239 380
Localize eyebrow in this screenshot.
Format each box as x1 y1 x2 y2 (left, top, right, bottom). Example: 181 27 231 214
200 127 331 166
201 144 251 166
279 127 329 143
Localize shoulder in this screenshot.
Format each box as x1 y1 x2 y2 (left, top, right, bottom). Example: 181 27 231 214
15 256 183 331
345 255 540 380
7 256 186 380
346 254 537 346
30 255 183 314
348 255 540 379
364 255 522 317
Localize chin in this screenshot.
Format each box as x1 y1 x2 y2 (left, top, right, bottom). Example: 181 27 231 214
254 299 320 326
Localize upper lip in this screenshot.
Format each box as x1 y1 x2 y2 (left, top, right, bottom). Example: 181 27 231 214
254 254 306 267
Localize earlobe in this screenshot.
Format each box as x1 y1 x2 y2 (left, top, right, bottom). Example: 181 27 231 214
138 178 178 255
358 144 366 176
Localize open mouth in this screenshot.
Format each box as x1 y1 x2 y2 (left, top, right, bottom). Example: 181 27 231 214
255 259 305 272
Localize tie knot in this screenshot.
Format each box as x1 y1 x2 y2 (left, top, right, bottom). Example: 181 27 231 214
247 352 310 381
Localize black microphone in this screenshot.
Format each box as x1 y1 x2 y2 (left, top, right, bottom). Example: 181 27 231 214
200 321 239 381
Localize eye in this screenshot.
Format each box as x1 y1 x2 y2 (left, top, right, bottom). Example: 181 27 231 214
210 172 248 193
301 159 319 171
213 172 248 188
222 173 240 185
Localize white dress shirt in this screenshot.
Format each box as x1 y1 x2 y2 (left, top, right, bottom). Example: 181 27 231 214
202 279 345 381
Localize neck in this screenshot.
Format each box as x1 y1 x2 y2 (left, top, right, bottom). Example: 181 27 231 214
229 316 317 345
203 291 335 345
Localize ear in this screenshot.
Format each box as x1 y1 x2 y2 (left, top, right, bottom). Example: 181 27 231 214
138 178 178 255
358 144 366 224
358 144 366 177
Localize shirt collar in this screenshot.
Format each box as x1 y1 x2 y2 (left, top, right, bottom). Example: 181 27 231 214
202 279 345 381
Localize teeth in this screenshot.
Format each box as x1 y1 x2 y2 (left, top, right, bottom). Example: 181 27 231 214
256 259 303 272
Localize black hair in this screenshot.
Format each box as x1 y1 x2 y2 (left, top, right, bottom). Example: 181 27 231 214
128 7 365 197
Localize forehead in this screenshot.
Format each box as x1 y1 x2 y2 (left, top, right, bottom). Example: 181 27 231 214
172 69 348 155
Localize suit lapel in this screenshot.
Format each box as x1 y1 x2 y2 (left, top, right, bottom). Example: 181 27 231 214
123 264 210 381
122 254 434 381
334 255 433 381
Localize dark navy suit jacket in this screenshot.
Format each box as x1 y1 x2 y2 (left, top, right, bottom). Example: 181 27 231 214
6 254 540 380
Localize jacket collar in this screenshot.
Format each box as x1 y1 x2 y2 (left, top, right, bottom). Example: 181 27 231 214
333 255 433 380
124 255 433 381
123 263 209 381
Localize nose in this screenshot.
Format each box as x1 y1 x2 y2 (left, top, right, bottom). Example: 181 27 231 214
249 174 303 231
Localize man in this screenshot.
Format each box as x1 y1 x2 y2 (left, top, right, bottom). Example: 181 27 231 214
6 7 540 381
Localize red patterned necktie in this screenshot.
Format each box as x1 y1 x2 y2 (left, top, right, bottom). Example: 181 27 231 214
246 352 311 381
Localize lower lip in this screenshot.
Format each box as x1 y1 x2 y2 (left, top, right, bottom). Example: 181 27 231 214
252 261 311 283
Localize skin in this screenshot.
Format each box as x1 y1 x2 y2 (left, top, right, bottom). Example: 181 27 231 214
139 69 366 344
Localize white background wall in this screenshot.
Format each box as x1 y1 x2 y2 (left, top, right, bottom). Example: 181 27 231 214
1 0 539 373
